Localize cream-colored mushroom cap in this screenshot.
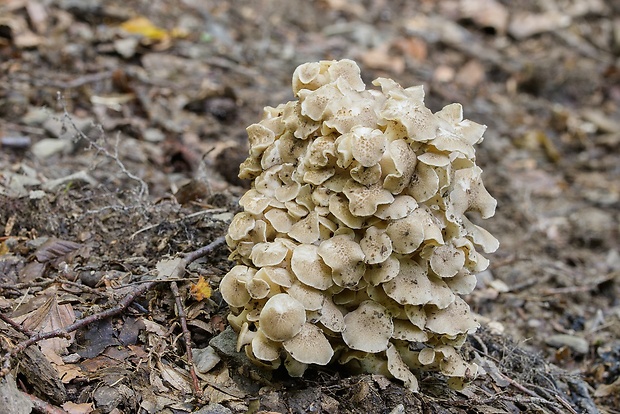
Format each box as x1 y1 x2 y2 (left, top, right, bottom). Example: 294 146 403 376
417 347 435 365
292 61 321 93
450 166 497 219
318 234 366 288
239 189 271 215
251 330 280 361
404 305 427 330
425 296 479 336
256 266 293 288
407 162 439 203
350 126 387 167
365 284 404 318
263 208 294 234
250 240 289 267
318 234 364 270
328 194 364 229
380 139 417 194
227 212 256 241
384 260 455 308
342 300 393 353
364 255 400 286
385 214 425 255
435 345 475 378
392 319 428 342
462 215 500 253
283 323 334 365
343 180 394 217
375 195 418 220
377 80 438 143
416 151 450 167
360 226 392 265
291 244 333 290
350 162 382 186
286 280 325 311
220 265 254 308
445 269 477 295
327 59 366 92
319 296 345 333
288 211 321 244
245 277 271 300
247 123 276 158
430 244 466 278
386 343 419 392
259 293 306 342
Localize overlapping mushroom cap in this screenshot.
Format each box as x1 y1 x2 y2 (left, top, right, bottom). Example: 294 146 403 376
221 59 498 390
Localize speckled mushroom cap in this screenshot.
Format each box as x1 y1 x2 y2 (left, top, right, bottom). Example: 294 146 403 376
222 59 498 389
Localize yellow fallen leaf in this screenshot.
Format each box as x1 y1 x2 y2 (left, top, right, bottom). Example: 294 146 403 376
120 17 168 41
190 277 212 301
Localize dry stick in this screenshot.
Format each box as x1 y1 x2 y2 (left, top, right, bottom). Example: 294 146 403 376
0 236 226 377
554 394 579 414
2 280 156 367
171 281 201 398
0 313 35 337
171 236 226 397
184 236 226 263
23 392 70 414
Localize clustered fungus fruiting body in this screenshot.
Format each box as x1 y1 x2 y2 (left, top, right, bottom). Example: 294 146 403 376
221 59 498 391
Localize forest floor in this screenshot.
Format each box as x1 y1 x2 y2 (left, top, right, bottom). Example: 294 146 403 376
1 0 619 413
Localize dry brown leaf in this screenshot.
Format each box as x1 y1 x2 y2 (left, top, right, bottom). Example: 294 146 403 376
61 401 94 414
157 360 192 394
34 238 84 264
56 363 85 384
140 318 168 337
17 293 76 365
594 377 620 397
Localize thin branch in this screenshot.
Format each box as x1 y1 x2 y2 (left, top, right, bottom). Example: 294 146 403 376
171 281 201 397
130 209 227 240
23 392 70 414
0 280 156 377
0 236 226 377
184 236 226 264
0 313 34 337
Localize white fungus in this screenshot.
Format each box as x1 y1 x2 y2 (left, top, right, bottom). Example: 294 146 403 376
221 59 498 390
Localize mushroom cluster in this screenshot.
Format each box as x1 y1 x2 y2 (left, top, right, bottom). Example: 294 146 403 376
221 59 498 391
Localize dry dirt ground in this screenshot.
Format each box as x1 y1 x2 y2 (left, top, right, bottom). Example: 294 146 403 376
1 0 620 413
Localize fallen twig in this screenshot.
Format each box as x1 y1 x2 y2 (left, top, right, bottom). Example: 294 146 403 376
0 236 226 378
1 280 156 376
171 281 201 398
130 209 227 240
0 313 34 337
184 236 226 264
166 236 226 398
23 391 70 414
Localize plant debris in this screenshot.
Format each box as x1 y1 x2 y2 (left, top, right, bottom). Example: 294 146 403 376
1 0 618 412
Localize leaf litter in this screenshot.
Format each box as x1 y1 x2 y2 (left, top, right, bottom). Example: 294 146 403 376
1 0 619 412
